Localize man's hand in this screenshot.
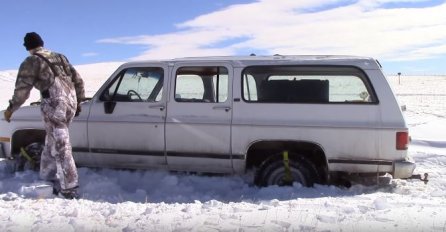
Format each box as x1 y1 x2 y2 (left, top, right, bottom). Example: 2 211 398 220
75 103 81 117
4 109 12 122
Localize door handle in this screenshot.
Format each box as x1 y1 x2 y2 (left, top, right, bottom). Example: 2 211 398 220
212 106 231 112
149 104 165 111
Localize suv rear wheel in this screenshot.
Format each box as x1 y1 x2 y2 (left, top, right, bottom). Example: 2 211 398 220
255 152 320 187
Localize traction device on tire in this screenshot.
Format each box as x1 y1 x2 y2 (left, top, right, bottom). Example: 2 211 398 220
15 143 43 171
282 150 293 185
20 147 36 168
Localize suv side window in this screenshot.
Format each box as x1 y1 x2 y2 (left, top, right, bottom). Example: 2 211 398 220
242 66 377 103
175 66 228 103
100 67 164 102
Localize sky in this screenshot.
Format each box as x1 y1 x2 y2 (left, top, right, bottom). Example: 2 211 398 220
1 0 446 75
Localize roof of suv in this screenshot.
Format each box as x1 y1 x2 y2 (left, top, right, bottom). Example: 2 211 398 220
123 55 381 70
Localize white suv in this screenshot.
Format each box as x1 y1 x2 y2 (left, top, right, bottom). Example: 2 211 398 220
0 55 415 186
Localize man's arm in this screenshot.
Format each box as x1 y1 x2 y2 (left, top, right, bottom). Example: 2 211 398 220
70 65 85 103
7 57 38 112
61 55 85 103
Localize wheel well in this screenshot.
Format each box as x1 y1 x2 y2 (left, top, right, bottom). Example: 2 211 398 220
246 140 329 183
11 129 46 156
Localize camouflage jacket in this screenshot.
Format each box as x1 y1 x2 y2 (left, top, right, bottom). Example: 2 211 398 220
8 47 85 112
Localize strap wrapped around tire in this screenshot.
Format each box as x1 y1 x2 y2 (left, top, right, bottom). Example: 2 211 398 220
15 143 43 171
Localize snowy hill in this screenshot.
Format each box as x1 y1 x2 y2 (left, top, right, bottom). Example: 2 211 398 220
1 63 446 231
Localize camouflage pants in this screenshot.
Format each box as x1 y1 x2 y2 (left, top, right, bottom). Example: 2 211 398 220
39 98 78 190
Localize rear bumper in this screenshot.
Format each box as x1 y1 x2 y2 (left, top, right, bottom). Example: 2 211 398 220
393 158 416 179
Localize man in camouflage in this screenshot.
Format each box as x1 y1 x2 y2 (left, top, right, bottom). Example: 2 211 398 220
3 32 85 199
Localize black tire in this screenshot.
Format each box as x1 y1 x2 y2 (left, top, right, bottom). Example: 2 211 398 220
255 153 320 187
15 142 43 171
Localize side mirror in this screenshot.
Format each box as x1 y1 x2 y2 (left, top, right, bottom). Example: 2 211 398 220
104 101 116 114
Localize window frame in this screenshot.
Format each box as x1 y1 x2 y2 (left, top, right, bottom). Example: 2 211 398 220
99 67 164 103
174 66 229 103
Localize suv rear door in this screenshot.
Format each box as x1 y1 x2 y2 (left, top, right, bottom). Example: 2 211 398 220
166 62 233 173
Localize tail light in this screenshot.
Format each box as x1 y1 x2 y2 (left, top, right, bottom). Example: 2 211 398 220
396 132 409 150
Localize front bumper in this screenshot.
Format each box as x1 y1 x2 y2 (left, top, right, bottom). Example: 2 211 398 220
0 140 12 158
393 158 416 179
0 142 5 158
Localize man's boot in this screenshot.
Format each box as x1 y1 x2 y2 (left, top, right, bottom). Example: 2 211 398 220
59 187 80 199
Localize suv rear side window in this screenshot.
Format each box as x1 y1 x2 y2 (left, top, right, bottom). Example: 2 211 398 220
242 66 377 103
175 66 228 103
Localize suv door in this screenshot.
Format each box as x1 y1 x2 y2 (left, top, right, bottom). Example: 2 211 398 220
80 65 167 169
166 63 233 173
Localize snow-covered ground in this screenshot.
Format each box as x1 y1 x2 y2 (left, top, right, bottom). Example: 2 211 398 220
1 66 445 231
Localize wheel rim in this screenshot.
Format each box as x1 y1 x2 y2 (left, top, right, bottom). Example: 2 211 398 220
266 166 308 186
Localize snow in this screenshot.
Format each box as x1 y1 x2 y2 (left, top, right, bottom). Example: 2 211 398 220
1 66 446 231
